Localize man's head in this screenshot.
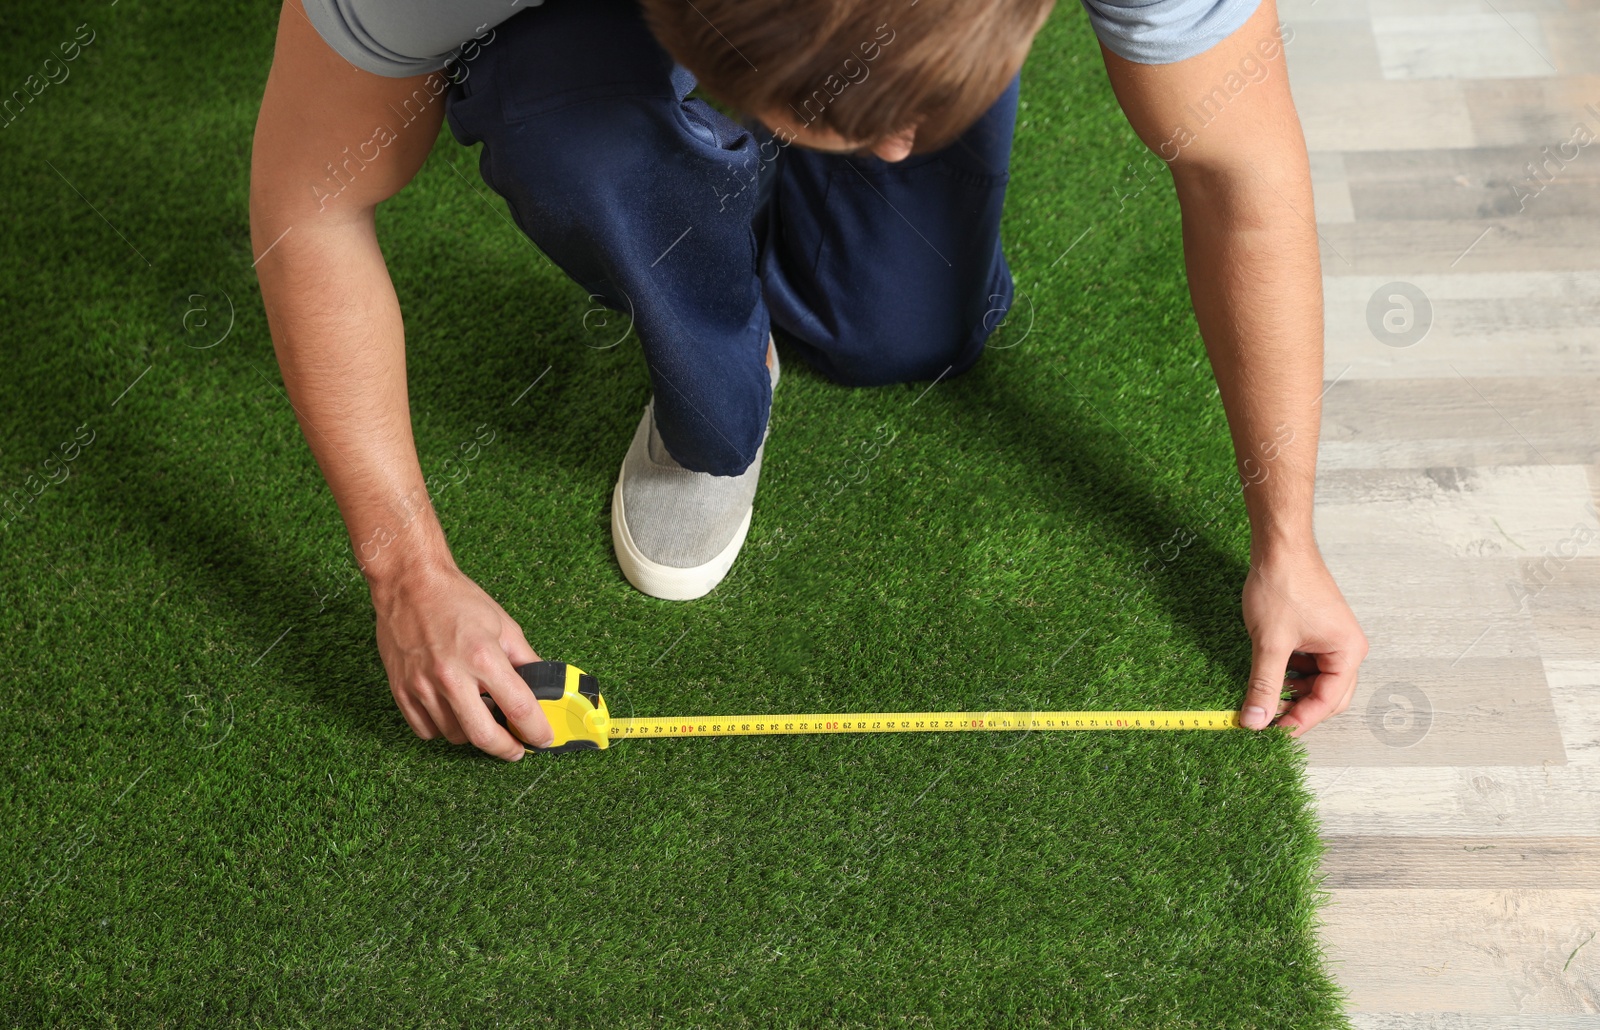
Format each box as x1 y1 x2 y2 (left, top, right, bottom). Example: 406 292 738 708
639 0 1057 160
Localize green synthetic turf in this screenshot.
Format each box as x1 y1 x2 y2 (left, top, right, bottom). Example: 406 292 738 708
0 3 1348 1027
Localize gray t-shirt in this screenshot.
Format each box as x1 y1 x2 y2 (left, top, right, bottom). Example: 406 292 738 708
302 0 1265 78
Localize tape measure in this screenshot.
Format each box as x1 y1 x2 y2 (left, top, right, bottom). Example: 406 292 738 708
488 661 1247 753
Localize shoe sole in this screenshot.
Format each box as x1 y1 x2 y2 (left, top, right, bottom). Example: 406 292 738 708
611 466 754 601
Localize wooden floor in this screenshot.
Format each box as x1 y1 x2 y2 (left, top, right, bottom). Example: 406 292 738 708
1279 0 1600 1024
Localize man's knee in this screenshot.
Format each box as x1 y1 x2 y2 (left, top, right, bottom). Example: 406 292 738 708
809 269 1013 388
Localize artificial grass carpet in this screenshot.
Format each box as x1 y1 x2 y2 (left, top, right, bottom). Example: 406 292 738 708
0 3 1348 1027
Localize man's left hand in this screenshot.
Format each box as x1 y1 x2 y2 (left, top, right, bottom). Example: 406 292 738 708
1239 543 1368 737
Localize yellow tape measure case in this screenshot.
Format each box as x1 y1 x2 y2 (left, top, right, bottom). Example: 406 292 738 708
487 661 611 753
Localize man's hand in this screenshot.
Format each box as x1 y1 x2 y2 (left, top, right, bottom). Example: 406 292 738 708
372 562 554 760
1240 543 1368 737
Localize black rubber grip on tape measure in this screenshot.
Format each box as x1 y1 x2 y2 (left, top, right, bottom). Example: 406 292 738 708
511 661 600 709
515 660 569 700
576 673 600 708
537 739 599 753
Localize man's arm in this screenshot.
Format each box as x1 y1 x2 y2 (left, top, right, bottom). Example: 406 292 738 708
1096 0 1367 736
251 0 552 757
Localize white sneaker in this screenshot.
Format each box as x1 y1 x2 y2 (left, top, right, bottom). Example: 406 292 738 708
610 339 778 600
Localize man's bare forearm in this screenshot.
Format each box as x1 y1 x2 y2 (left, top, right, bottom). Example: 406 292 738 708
1171 158 1323 559
250 214 455 592
248 0 458 597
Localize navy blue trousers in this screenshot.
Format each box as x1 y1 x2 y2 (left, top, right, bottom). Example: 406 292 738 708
444 0 1018 476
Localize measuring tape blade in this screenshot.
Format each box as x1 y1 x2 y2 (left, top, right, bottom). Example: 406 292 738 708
507 664 1248 752
606 710 1240 739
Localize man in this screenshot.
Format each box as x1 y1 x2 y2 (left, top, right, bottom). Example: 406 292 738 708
250 0 1368 761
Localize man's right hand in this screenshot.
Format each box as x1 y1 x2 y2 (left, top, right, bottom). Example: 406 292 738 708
372 562 554 760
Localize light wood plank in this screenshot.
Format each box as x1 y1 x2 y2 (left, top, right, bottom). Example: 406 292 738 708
1545 13 1600 76
1316 378 1600 469
1322 271 1600 381
1372 15 1558 80
1279 0 1373 22
1285 19 1385 85
1542 660 1600 767
1296 657 1562 767
1319 889 1600 1014
1308 765 1600 835
1318 218 1600 275
1527 559 1600 664
1372 1 1576 14
1464 75 1600 147
1322 836 1600 887
1341 148 1600 221
1312 149 1358 223
1314 465 1599 558
1295 80 1477 152
1350 1014 1600 1029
